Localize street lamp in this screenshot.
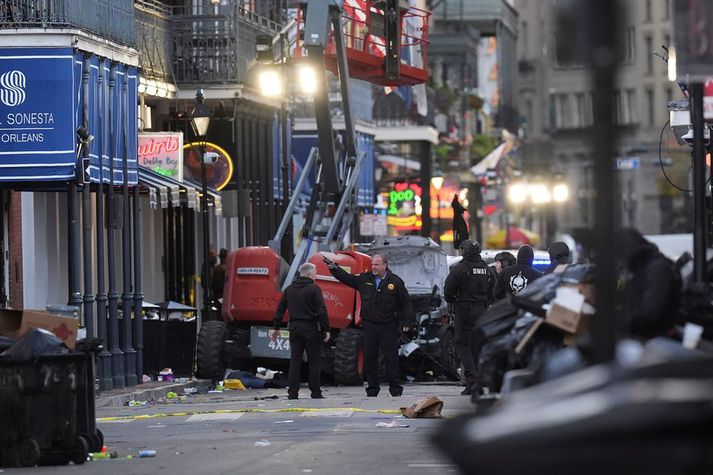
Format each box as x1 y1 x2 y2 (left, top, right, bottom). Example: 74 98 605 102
190 89 213 321
506 180 570 244
431 174 444 243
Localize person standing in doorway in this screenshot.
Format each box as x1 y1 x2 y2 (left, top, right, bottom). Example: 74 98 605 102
323 254 412 397
272 262 330 400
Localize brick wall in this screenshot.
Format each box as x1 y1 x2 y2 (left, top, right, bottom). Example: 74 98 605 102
8 191 22 309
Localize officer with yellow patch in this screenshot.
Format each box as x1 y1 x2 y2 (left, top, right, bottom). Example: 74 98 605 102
323 253 412 397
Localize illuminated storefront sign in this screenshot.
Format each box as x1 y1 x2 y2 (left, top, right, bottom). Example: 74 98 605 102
139 132 183 180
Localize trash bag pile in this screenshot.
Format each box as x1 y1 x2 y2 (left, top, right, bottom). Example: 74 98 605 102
472 263 595 398
434 257 713 474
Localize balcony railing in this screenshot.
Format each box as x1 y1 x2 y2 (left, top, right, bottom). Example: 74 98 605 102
171 3 280 85
0 0 135 47
135 5 174 84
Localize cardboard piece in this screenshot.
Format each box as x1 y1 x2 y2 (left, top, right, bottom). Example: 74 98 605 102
0 309 78 349
400 396 444 418
544 287 588 334
515 318 545 354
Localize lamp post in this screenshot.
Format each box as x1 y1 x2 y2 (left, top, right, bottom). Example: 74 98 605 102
431 174 444 243
190 90 213 321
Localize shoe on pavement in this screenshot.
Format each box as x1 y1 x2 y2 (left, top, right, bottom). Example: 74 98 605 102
288 393 299 400
389 387 403 397
365 387 380 397
461 386 472 395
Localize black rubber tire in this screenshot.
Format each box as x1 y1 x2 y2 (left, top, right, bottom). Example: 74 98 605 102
434 329 460 380
334 328 364 386
17 438 40 467
71 436 89 465
196 320 227 380
223 328 253 371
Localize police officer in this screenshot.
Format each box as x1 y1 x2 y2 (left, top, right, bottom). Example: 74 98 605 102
494 245 543 298
444 240 495 395
323 253 412 397
271 262 330 400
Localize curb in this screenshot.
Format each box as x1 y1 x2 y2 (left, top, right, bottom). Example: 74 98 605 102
96 379 214 408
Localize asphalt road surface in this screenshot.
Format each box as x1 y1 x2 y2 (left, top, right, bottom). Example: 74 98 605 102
27 383 473 475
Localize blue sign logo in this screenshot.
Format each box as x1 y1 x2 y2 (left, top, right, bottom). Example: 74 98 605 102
0 70 26 107
0 48 75 181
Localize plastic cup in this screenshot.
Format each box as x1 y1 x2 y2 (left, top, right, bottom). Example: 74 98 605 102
683 323 704 350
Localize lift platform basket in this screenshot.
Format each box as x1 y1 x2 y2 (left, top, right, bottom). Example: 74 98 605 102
296 0 431 86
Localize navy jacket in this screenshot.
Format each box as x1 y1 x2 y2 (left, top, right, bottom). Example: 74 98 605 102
328 266 413 326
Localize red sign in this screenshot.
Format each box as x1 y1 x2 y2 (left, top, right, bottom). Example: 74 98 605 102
705 78 713 121
139 132 184 180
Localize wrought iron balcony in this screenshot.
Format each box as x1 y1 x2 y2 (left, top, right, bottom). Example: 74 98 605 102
135 0 174 85
171 3 281 85
0 0 135 47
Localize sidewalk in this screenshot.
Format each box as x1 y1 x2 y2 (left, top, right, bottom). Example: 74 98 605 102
96 379 214 408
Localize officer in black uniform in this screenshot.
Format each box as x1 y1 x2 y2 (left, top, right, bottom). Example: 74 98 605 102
272 262 331 400
323 253 413 397
494 245 543 298
444 240 496 395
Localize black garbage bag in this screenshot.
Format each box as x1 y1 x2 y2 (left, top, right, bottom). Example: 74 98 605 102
1 329 68 360
475 299 521 339
0 336 16 352
511 263 596 315
476 314 538 393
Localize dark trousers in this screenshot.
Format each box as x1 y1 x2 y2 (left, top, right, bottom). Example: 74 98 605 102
454 301 487 387
287 323 322 395
363 320 401 392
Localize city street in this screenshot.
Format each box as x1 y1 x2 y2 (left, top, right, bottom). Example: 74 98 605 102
32 383 471 475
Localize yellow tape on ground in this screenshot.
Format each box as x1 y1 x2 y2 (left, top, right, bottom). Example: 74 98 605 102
97 407 401 422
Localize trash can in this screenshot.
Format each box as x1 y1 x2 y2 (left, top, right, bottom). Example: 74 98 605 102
0 343 103 467
143 301 197 378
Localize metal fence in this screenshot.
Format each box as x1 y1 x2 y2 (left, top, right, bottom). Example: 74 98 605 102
0 0 135 47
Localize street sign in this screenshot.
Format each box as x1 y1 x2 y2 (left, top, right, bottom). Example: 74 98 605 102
359 213 375 236
673 0 713 81
616 157 640 170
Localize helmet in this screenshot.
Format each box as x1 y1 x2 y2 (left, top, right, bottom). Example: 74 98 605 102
462 239 481 258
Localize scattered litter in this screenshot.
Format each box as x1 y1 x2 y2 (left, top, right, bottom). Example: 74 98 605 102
174 377 189 384
224 379 247 390
175 451 184 455
400 396 444 418
142 374 152 383
302 470 313 473
274 420 294 424
109 451 118 459
254 439 272 447
183 387 198 395
375 419 410 428
128 400 146 407
126 455 133 460
158 368 174 382
254 394 280 400
138 449 157 458
166 392 178 399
